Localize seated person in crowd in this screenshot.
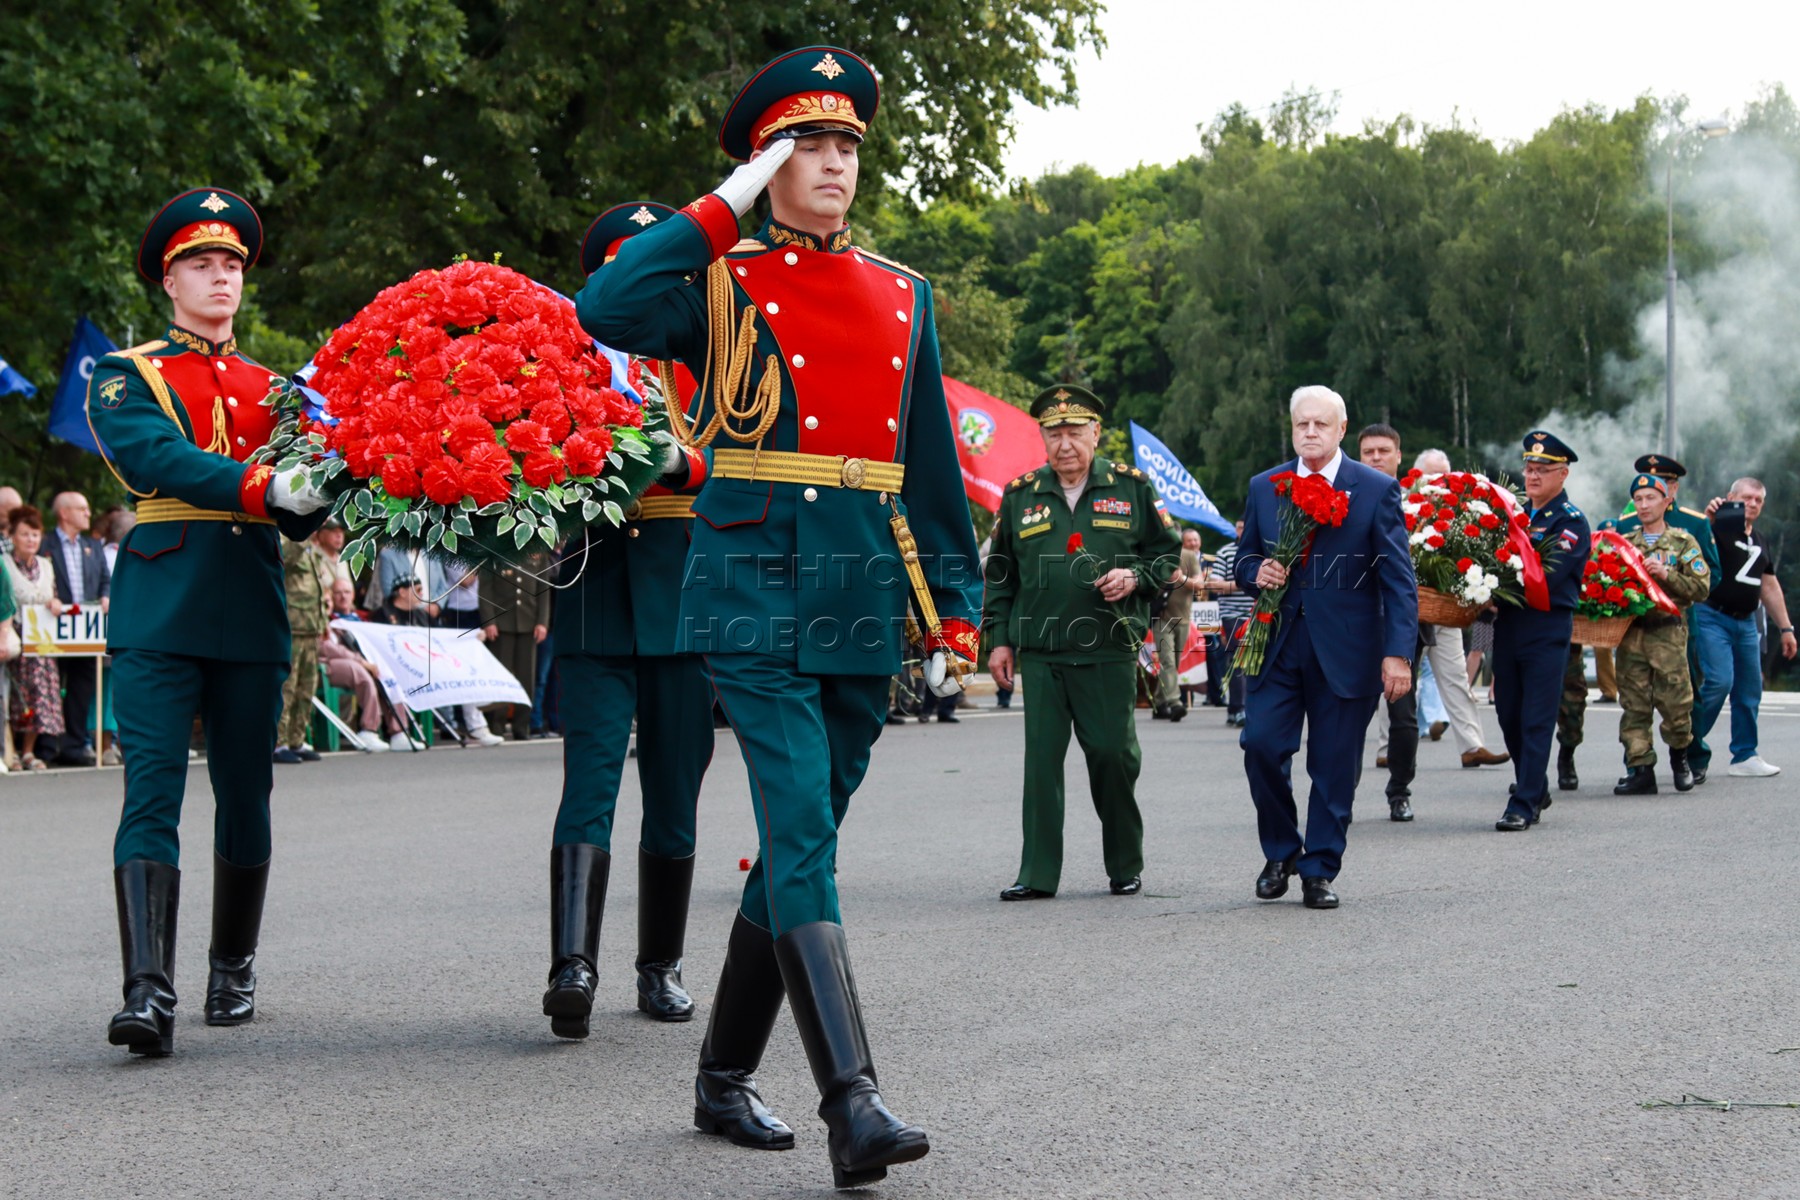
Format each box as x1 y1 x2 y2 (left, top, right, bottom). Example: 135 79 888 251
321 578 408 752
369 574 503 746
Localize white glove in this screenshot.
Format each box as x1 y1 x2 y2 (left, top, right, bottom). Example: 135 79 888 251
268 466 330 516
650 429 687 476
712 138 796 217
925 650 965 699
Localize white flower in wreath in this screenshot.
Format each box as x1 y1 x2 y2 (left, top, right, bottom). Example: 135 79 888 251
1465 499 1492 516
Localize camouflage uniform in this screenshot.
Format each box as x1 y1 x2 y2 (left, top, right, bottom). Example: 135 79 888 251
276 538 334 749
1616 526 1711 766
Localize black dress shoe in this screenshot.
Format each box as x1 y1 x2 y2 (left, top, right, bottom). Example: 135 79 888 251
204 854 269 1026
1109 876 1141 895
543 844 609 1039
1300 877 1338 908
272 747 302 765
635 849 696 1022
295 746 322 762
1613 765 1657 795
1255 853 1299 900
999 884 1053 901
936 713 959 724
885 712 907 726
1388 796 1414 822
1495 811 1531 832
1167 703 1186 723
1691 765 1707 786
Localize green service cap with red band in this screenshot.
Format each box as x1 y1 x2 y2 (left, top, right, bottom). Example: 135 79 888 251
719 46 879 162
137 187 262 283
580 202 677 276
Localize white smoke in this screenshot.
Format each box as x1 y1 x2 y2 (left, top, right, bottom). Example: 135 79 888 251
1532 127 1800 519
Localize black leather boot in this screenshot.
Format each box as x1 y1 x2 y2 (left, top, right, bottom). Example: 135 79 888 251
693 913 795 1150
542 844 609 1039
205 853 269 1026
1613 764 1658 795
635 849 695 1022
107 860 179 1056
775 922 929 1188
1557 744 1579 791
1670 746 1695 792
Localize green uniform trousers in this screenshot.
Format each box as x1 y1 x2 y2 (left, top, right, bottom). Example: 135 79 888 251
552 653 714 858
1617 623 1694 765
705 654 888 935
277 632 322 749
1016 656 1145 894
111 649 287 868
491 632 538 740
1557 644 1587 748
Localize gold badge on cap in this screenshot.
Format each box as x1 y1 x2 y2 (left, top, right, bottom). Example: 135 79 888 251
200 192 230 213
1054 388 1071 401
1532 443 1546 454
812 52 846 81
628 206 658 226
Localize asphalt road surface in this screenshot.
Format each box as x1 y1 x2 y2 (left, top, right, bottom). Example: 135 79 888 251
4 692 1799 1198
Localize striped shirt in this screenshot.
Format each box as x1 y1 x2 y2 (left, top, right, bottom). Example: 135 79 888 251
1210 540 1252 621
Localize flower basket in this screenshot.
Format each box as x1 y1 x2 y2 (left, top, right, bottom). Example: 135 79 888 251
1417 586 1482 628
1572 614 1634 648
259 260 664 574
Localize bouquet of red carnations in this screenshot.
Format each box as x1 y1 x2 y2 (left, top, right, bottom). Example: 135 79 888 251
258 260 664 573
1399 469 1536 618
1228 470 1350 680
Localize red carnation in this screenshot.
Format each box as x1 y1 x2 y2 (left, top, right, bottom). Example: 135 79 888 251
444 414 495 458
1426 535 1445 549
1478 513 1501 530
1456 557 1474 573
381 455 422 499
460 439 513 477
1067 533 1084 554
1433 520 1451 534
531 397 574 443
505 419 552 456
1404 514 1418 532
1496 546 1512 562
1256 611 1273 624
562 429 614 478
464 471 511 507
421 460 466 506
521 451 567 488
1463 523 1480 538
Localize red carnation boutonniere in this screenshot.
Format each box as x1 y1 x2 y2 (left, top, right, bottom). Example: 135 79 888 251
1228 469 1350 683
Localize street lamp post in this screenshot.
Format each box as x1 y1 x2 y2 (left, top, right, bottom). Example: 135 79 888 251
1664 116 1730 457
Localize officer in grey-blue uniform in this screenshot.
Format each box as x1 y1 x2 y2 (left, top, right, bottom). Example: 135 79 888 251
1496 431 1590 831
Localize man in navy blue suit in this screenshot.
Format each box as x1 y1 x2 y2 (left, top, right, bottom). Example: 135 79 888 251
1234 387 1417 909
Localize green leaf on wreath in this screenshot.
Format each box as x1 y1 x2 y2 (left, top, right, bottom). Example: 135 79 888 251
602 500 624 527
496 513 517 535
349 550 368 577
355 490 377 517
543 488 565 512
581 500 602 521
537 523 555 548
476 502 507 516
527 492 550 516
451 514 474 538
385 512 405 537
441 529 459 555
404 510 425 537
606 452 623 470
460 496 477 512
513 522 535 550
426 523 444 551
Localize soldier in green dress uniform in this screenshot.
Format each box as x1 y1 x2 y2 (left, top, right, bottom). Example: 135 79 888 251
1613 473 1712 794
86 188 331 1056
535 201 716 1041
983 384 1182 901
577 49 980 1187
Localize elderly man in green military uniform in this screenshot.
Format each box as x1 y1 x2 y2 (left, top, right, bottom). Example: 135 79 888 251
578 48 980 1187
86 188 330 1057
1613 472 1712 794
985 384 1182 902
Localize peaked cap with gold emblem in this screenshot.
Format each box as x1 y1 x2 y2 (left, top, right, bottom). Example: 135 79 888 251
1030 382 1107 428
719 46 880 161
1520 429 1578 465
581 201 677 276
1634 453 1686 480
137 187 263 283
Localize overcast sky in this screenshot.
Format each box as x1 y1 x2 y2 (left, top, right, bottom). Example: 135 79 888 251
1003 0 1795 180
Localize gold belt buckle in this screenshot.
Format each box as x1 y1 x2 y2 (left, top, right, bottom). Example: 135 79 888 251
624 500 644 521
841 457 867 489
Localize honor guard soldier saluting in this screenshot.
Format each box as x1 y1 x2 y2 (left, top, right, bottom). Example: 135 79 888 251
538 201 715 1039
1495 432 1590 832
982 383 1181 901
578 48 981 1188
86 189 331 1055
1612 473 1711 794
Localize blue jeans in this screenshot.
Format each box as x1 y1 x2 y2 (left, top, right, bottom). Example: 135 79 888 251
1691 604 1762 767
1415 658 1447 733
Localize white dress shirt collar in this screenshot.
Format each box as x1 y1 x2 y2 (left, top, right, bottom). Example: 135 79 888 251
1295 449 1343 484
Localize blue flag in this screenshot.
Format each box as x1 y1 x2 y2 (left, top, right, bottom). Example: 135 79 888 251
1129 421 1234 537
48 317 119 455
0 352 36 398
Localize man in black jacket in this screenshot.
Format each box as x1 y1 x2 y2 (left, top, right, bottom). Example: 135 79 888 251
47 491 110 763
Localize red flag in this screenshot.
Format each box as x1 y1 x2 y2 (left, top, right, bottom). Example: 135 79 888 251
942 377 1047 513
